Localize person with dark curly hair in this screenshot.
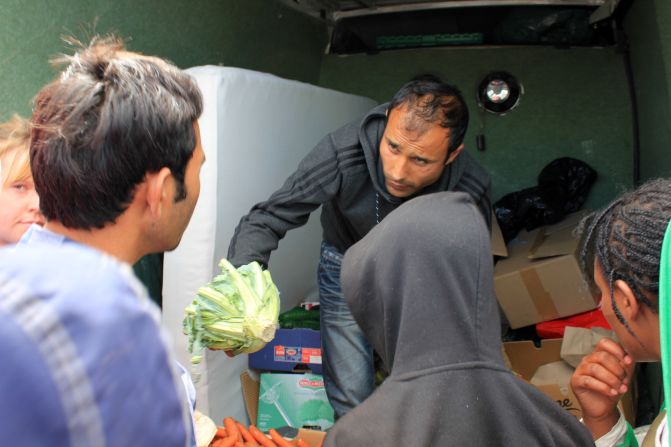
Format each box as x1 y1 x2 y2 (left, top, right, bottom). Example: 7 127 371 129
571 178 671 446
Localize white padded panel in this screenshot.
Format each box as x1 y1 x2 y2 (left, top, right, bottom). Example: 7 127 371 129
162 66 376 423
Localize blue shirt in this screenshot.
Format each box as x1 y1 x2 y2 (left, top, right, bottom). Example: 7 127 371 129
0 226 194 446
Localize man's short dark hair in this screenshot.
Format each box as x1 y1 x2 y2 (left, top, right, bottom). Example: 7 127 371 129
31 36 203 229
389 75 469 154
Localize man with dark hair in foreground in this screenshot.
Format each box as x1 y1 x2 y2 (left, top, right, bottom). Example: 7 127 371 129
0 36 204 446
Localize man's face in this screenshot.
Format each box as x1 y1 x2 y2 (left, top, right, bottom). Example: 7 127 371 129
163 121 205 251
0 151 44 246
379 105 460 198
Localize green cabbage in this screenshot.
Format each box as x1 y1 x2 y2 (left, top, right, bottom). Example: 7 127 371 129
183 259 280 366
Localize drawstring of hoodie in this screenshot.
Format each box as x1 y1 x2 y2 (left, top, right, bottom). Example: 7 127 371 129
376 192 401 224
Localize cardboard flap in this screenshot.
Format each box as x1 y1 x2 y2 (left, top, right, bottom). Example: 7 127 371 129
491 210 508 258
527 226 578 259
527 212 588 260
240 370 260 424
493 229 539 275
543 212 589 235
293 429 326 446
503 338 563 380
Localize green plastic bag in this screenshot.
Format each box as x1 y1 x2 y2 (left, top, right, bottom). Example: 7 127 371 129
659 220 671 446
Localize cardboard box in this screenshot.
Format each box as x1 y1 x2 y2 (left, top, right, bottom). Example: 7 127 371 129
292 428 326 447
504 339 583 419
503 338 636 424
255 372 334 432
493 212 598 329
241 370 261 425
491 210 509 258
249 328 323 374
240 372 328 446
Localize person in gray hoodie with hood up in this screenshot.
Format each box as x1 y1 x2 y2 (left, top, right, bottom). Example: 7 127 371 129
227 75 491 418
324 192 595 447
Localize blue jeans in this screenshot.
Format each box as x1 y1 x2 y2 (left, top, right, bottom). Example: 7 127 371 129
318 241 374 419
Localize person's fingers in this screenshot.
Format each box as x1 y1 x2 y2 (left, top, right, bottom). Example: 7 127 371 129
593 338 632 366
575 370 626 396
570 339 633 427
573 356 629 396
591 351 629 383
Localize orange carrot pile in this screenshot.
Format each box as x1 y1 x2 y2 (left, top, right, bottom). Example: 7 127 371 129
209 416 321 447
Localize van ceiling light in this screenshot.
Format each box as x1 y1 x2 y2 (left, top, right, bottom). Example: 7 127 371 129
478 71 522 115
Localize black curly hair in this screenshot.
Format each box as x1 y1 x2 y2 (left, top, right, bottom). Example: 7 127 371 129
31 35 203 230
579 178 671 339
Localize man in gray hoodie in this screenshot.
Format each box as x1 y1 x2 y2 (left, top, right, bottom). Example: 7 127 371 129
227 75 491 418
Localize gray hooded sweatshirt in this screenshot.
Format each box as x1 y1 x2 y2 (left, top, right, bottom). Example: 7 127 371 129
324 192 595 447
228 103 491 267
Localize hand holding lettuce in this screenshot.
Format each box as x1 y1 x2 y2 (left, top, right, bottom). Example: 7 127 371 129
183 259 280 366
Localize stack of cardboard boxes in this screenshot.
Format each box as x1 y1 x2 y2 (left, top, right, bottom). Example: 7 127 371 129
245 328 335 434
493 212 597 329
492 211 635 422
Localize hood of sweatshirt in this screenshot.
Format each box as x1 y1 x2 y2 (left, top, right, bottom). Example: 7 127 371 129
341 191 502 375
327 191 595 447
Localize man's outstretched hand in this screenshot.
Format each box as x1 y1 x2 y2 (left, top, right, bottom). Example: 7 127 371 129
208 347 236 357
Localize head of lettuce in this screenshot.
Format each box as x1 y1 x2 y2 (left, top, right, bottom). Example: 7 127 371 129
183 259 280 366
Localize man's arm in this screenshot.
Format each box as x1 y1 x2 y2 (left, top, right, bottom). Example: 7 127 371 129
227 133 345 267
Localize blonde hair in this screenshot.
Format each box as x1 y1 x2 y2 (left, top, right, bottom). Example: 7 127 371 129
0 114 31 187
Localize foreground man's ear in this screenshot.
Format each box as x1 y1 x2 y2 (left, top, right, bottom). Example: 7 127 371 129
145 167 173 217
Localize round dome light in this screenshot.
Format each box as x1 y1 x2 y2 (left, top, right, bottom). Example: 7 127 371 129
478 71 522 114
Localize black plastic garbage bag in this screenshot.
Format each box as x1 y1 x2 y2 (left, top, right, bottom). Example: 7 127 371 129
494 157 597 243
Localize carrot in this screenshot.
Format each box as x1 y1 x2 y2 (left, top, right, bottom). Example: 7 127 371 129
268 429 293 447
210 438 228 447
216 436 239 447
246 442 260 447
249 425 278 447
216 426 228 438
223 417 241 441
236 422 258 445
235 442 245 447
295 439 310 447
